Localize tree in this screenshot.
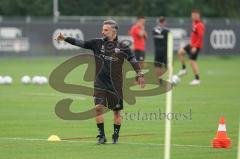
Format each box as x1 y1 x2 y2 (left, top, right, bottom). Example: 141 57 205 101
0 0 239 18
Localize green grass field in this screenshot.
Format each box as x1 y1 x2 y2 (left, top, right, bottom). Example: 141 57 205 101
0 55 239 159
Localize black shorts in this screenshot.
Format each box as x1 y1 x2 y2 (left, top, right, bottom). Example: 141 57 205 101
134 50 145 62
183 44 200 60
154 49 167 68
93 88 123 111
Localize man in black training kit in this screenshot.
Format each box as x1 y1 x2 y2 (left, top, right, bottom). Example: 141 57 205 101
55 20 145 144
152 16 169 83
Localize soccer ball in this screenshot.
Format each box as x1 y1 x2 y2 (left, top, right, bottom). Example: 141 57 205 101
32 76 48 85
0 76 4 84
171 75 181 85
41 76 48 84
21 75 31 84
32 76 41 84
38 76 47 85
3 76 13 84
38 76 48 85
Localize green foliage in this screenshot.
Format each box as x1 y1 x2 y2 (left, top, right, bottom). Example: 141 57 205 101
0 0 52 16
0 0 239 18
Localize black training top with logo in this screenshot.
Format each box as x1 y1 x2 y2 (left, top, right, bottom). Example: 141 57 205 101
64 37 141 95
152 26 169 54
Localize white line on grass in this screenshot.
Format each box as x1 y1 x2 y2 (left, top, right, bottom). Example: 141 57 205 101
22 92 87 100
0 137 211 148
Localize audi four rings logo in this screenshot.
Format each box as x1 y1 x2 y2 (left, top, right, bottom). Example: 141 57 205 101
210 30 236 49
53 29 84 50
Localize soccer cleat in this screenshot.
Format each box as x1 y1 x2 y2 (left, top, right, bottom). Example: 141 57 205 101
96 135 107 145
112 134 119 144
189 79 201 85
178 69 187 77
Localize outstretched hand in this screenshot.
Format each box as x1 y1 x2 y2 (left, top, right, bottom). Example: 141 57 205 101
54 33 65 41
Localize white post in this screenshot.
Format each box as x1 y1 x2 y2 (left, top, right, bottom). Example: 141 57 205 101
237 120 240 159
164 32 173 159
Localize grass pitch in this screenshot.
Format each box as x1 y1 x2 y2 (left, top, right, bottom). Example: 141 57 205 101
0 55 239 159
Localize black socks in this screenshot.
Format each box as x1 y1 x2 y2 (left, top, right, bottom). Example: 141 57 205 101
113 124 121 135
97 123 105 137
195 75 200 80
182 64 186 69
97 123 121 137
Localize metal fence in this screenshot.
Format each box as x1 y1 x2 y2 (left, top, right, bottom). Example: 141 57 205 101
0 16 239 56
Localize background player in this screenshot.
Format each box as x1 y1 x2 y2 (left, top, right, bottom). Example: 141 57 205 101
152 16 169 84
129 16 148 69
177 10 205 85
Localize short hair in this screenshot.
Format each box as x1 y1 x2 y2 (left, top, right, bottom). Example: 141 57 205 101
103 20 119 31
137 16 145 20
159 16 166 23
192 9 200 14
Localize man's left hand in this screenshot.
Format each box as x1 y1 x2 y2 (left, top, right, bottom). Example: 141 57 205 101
138 76 145 88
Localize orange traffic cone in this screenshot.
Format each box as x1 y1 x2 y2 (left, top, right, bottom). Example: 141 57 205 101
212 117 231 148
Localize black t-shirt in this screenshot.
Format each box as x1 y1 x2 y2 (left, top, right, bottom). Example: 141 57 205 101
152 26 169 56
64 37 140 94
